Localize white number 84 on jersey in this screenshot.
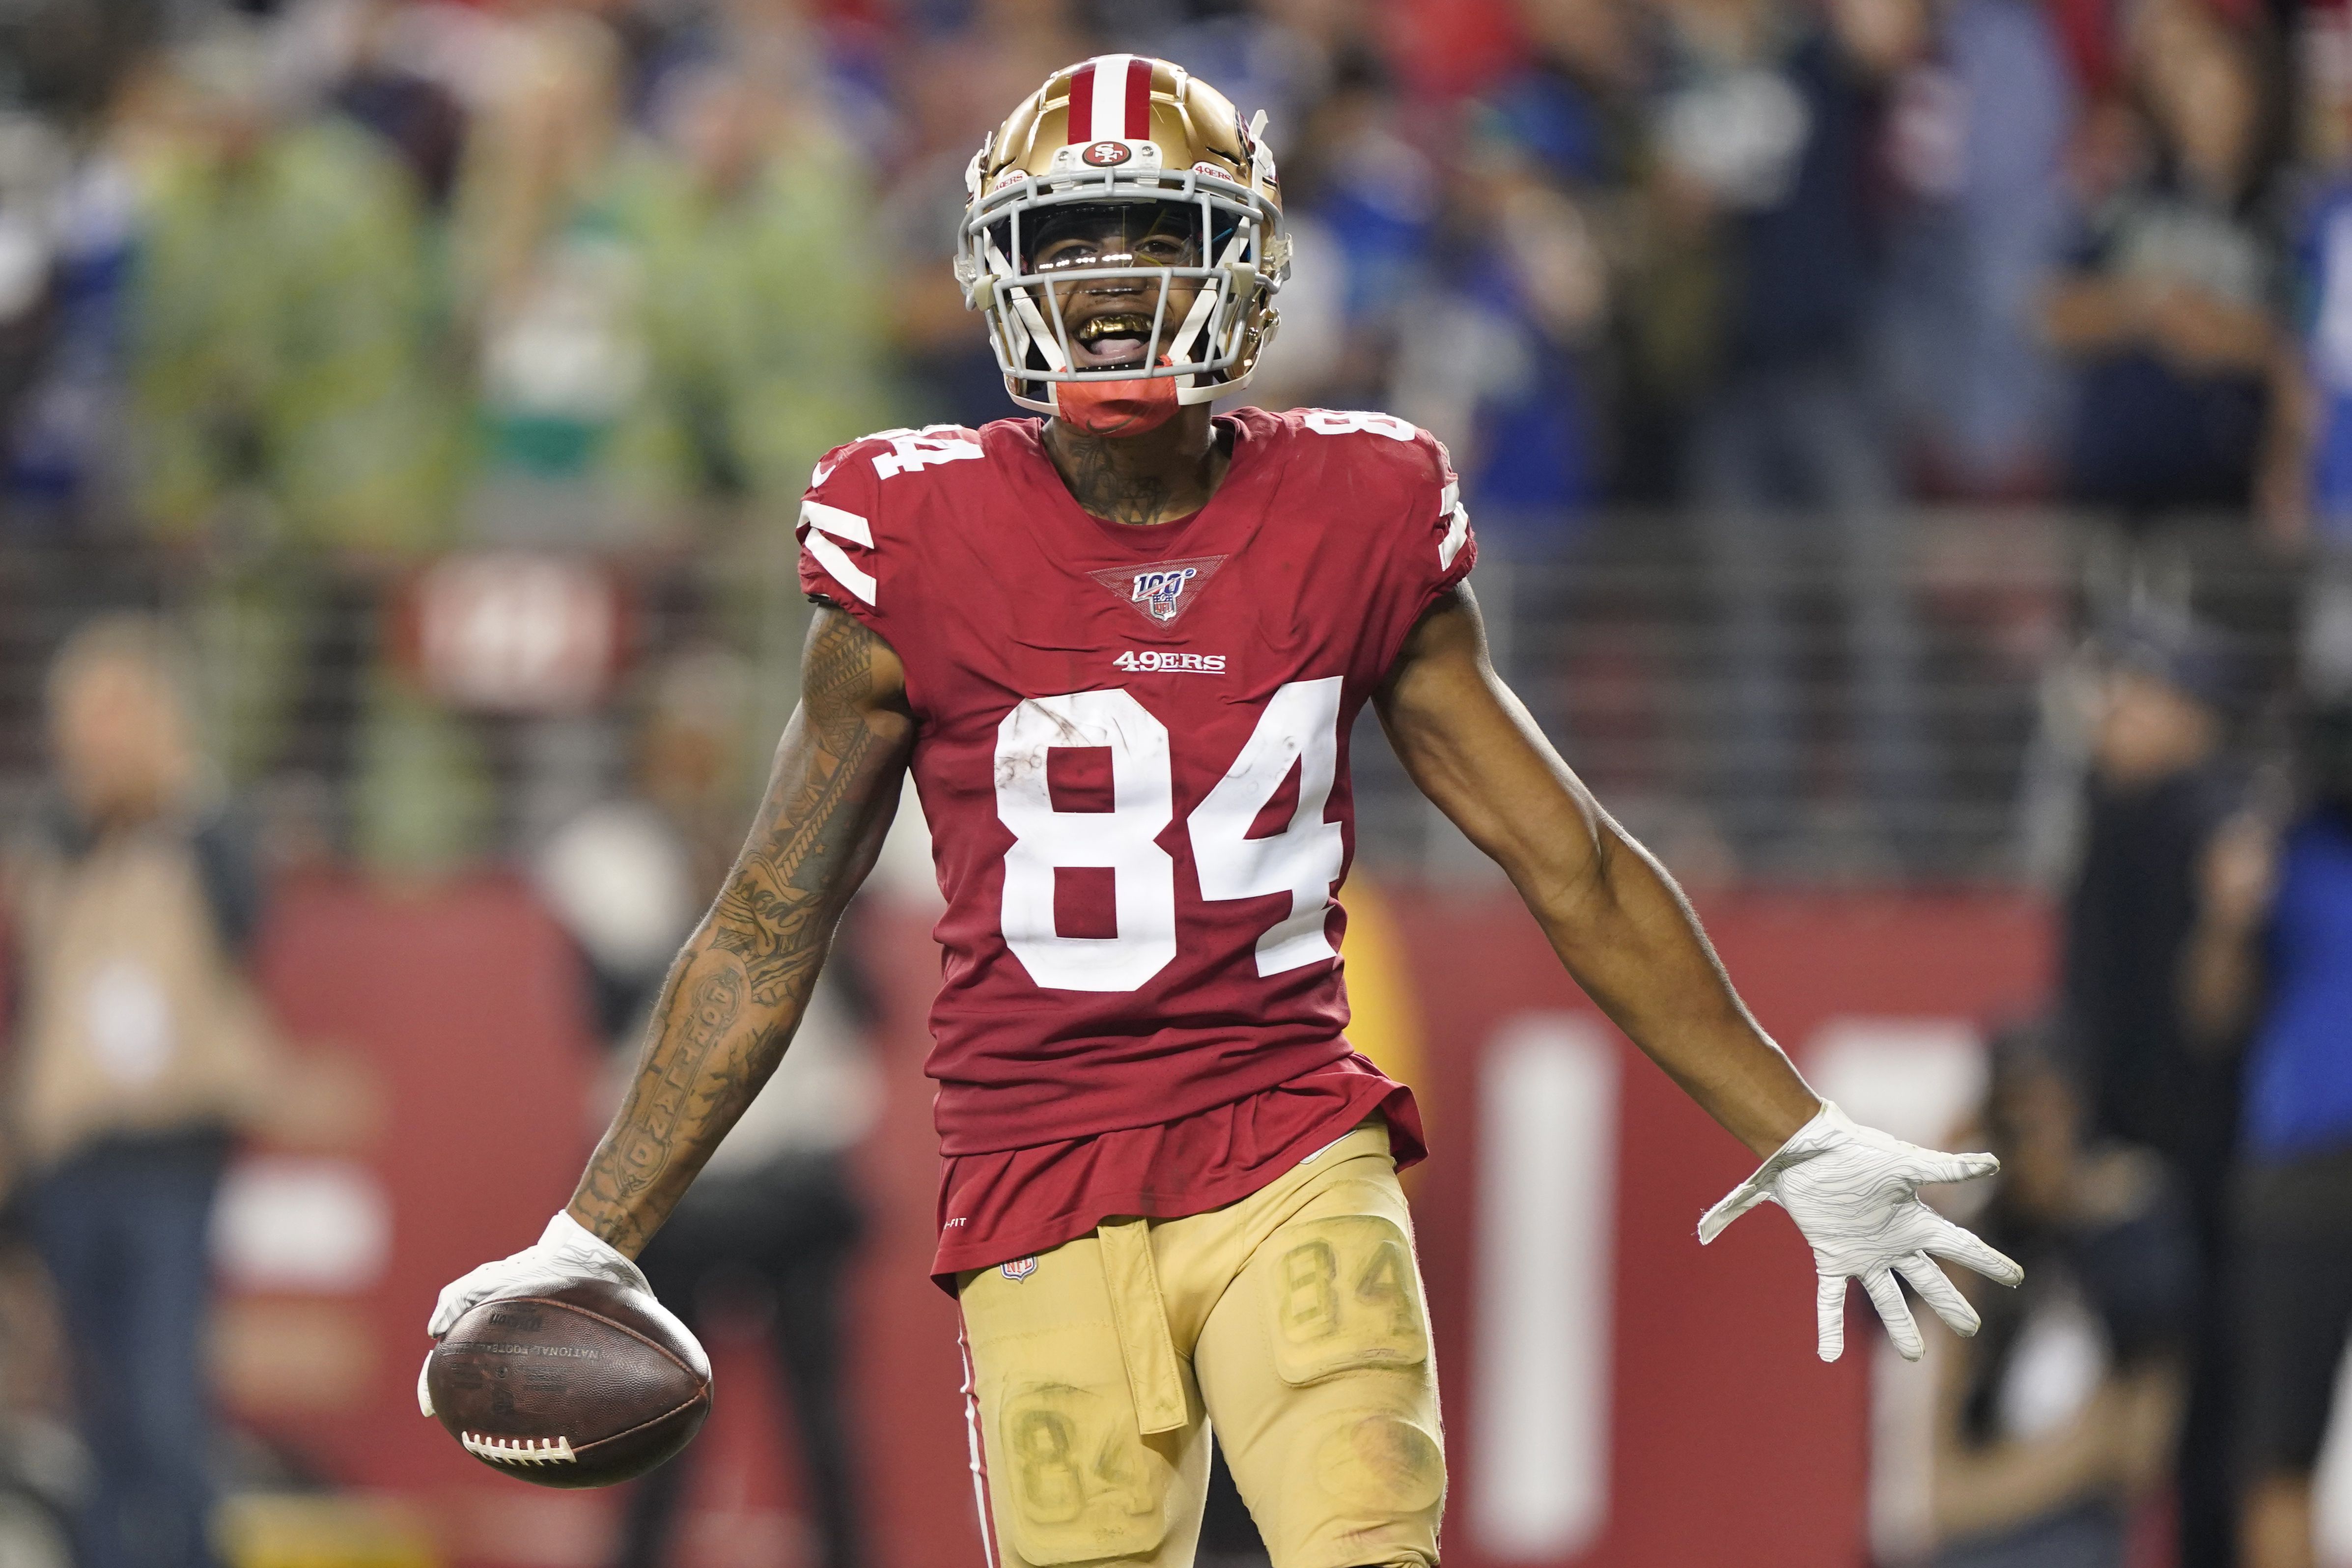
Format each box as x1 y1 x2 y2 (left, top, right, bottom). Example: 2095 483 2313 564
995 679 1345 992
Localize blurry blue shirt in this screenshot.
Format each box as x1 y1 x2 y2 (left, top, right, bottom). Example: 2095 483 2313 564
1719 28 1875 370
5 159 136 525
2299 181 2352 540
1447 69 1607 547
1455 245 1596 531
2243 810 2352 1160
1876 0 2071 487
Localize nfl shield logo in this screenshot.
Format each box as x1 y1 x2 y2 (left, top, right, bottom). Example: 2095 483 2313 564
1131 567 1198 622
1001 1256 1038 1283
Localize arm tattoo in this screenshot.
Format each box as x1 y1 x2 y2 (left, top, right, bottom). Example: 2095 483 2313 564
602 969 742 1206
571 612 907 1253
707 613 881 1007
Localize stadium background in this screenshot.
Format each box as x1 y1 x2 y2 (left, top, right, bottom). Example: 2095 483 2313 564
0 0 2345 1566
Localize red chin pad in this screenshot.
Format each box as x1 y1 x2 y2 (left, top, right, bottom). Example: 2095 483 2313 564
1054 372 1180 437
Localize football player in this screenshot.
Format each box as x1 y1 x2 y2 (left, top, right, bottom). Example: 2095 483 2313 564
428 56 2020 1568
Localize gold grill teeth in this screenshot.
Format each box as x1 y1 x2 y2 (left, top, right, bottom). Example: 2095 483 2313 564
1079 315 1153 343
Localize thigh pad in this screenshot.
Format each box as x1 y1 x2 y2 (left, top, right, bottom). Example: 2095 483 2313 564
996 1374 1177 1566
1266 1213 1430 1386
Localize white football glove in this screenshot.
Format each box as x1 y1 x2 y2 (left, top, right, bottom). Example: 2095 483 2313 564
1699 1100 2022 1362
417 1211 651 1418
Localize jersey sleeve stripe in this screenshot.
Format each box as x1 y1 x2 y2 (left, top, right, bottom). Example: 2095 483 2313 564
1439 482 1470 571
803 532 878 606
801 497 875 547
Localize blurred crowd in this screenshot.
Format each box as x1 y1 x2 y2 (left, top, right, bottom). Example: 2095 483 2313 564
1904 611 2352 1568
1 2 2352 1568
0 0 2346 877
0 0 2344 552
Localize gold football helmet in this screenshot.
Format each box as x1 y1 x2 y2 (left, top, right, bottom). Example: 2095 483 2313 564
956 55 1289 427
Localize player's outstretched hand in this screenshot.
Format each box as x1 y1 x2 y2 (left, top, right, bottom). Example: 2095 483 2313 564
1698 1101 2022 1362
417 1211 652 1417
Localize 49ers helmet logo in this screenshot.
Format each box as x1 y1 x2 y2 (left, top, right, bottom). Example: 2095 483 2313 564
1082 140 1132 167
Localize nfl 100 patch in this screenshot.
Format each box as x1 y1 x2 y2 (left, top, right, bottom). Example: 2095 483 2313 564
1090 555 1227 625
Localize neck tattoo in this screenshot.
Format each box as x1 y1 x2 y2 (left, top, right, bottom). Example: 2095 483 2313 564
1060 441 1176 526
1044 420 1224 528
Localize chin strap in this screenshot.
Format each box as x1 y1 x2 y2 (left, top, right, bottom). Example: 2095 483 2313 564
1053 367 1180 435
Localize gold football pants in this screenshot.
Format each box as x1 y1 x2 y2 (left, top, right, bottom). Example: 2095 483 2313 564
956 1121 1445 1568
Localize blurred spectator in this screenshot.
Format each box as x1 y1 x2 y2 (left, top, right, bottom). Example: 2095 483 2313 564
2058 614 2244 1568
3 108 140 527
448 7 629 339
1149 0 1354 156
1159 3 1385 418
0 1221 82 1562
460 13 896 539
2042 0 2288 519
598 58 897 517
1 615 278 1568
1647 0 1935 865
879 0 1094 429
1383 0 1533 100
1928 1027 2189 1568
452 8 644 541
320 0 469 209
0 0 164 136
1875 0 2073 496
1285 50 1440 411
347 672 496 886
120 25 453 552
533 649 876 1568
2180 696 2352 1568
1392 67 1613 555
2272 9 2352 546
2064 617 2242 1160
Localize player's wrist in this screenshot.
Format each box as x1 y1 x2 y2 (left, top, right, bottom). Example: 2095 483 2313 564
559 1192 656 1262
1775 1097 1842 1151
1742 1092 1830 1160
549 1207 632 1263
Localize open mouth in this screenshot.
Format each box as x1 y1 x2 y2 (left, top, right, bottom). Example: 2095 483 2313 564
1071 312 1156 370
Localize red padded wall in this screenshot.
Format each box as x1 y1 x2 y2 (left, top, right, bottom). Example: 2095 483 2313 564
231 880 2050 1568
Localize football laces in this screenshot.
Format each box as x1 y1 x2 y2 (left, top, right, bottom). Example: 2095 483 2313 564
461 1432 579 1466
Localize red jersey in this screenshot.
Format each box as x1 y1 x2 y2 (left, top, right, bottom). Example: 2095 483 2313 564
795 407 1473 1276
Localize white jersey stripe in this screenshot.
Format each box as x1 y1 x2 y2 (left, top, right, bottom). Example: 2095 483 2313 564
1439 482 1471 571
799 497 873 547
802 531 877 606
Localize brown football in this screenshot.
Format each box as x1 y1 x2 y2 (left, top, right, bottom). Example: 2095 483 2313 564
426 1280 711 1488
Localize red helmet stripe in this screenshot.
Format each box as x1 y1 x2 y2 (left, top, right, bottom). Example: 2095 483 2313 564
1123 57 1151 139
1064 60 1097 144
